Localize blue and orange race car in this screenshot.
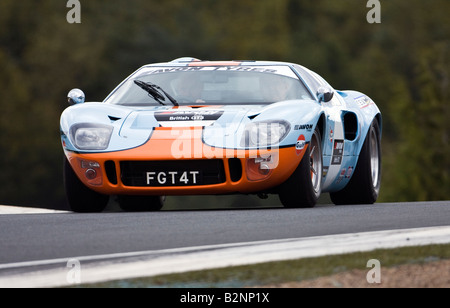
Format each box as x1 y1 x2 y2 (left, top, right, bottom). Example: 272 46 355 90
60 58 382 212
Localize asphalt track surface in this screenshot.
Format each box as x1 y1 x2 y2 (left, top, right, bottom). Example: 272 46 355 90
0 201 449 265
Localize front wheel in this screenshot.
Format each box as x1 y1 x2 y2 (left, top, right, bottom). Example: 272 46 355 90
279 127 323 208
64 158 109 213
330 118 382 205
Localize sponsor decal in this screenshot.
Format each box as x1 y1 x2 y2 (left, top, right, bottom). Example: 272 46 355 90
296 135 306 155
355 95 374 109
322 166 329 178
155 110 224 127
336 168 346 184
331 140 344 165
294 124 313 131
145 66 278 75
139 65 299 78
346 166 354 178
155 110 223 122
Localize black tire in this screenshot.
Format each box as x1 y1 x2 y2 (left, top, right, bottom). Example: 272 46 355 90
64 158 109 213
118 195 165 212
330 119 382 205
279 127 323 208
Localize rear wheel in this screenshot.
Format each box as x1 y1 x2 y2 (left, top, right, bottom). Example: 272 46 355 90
64 158 109 213
279 127 323 208
330 119 381 205
118 195 165 212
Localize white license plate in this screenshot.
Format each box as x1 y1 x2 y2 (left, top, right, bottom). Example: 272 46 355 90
145 171 201 186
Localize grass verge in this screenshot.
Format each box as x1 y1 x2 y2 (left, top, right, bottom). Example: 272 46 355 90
79 243 450 288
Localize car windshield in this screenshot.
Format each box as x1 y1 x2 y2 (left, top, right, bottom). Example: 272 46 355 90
105 65 313 106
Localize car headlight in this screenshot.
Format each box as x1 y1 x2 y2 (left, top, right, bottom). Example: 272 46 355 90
70 123 113 150
241 121 290 147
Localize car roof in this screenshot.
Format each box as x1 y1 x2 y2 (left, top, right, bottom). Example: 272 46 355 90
143 57 296 68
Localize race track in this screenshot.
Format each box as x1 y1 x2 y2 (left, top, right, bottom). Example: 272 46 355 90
0 201 449 287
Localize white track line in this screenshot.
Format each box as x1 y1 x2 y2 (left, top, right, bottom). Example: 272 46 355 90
0 206 69 215
0 226 449 288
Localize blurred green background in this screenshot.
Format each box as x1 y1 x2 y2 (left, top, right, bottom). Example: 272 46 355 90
0 0 448 210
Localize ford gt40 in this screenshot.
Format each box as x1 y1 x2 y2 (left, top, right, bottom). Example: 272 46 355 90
60 58 382 212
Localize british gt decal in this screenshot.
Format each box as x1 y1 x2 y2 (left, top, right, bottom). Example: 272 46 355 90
154 110 224 127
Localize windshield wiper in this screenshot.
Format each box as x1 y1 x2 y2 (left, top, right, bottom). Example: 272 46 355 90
134 80 178 106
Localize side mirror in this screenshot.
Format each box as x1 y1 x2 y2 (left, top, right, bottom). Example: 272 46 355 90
68 88 85 105
317 87 334 103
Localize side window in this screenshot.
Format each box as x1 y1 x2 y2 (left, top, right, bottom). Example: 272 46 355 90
292 65 334 100
310 71 333 90
292 65 322 98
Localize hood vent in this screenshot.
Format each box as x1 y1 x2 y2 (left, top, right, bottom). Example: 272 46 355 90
248 113 260 120
108 116 121 122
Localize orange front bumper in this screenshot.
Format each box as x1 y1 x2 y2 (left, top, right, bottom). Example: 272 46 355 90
64 127 307 196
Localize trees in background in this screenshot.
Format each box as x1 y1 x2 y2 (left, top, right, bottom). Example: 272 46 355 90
0 0 448 207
